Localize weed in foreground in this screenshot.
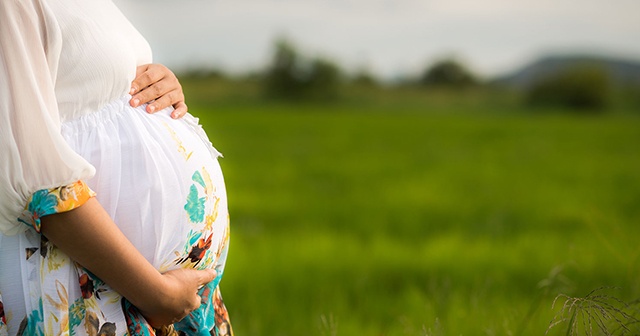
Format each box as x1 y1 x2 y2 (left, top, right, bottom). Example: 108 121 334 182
422 318 445 336
546 287 640 335
319 313 338 336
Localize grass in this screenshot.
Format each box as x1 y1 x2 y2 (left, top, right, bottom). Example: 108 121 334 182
183 78 640 335
547 287 640 335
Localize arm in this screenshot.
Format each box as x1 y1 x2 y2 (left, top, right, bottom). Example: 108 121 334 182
1 1 210 327
41 198 214 327
129 63 188 119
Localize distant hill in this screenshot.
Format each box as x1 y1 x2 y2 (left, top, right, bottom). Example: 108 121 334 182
493 55 640 89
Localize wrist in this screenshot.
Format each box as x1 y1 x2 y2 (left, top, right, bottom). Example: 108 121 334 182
128 269 171 314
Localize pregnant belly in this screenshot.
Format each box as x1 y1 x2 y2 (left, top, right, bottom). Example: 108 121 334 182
61 96 229 273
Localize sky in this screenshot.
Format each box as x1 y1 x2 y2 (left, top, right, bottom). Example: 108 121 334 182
114 0 640 80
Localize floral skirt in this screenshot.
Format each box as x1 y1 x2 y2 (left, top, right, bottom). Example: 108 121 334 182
0 96 232 336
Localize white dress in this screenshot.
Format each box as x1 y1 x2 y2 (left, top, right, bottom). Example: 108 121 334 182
0 0 232 335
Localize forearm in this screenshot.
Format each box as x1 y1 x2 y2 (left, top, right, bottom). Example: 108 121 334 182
40 197 163 311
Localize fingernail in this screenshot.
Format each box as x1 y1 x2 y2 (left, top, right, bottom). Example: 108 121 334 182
171 112 178 119
132 98 139 107
148 105 155 113
129 87 136 94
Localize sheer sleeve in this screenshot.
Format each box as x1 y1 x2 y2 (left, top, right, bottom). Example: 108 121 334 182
0 0 96 235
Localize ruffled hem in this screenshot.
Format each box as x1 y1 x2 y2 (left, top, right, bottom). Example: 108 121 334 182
182 113 223 159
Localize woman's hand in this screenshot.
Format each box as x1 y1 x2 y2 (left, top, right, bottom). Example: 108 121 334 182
139 268 217 328
40 198 214 329
129 63 187 119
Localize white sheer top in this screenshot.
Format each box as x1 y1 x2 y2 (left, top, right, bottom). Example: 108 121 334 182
0 0 152 235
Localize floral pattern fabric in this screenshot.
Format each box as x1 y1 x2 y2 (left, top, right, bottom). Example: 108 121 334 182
0 295 7 336
18 181 96 233
0 101 232 336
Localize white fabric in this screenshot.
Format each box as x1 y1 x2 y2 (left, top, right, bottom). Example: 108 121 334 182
0 0 151 235
0 98 229 334
0 0 230 334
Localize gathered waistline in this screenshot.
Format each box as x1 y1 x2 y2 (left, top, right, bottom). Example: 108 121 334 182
60 94 167 134
60 94 223 158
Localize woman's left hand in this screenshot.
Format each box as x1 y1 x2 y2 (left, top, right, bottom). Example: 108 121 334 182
129 63 187 119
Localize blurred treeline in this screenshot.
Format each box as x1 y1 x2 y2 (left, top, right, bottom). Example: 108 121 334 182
180 38 640 113
181 38 640 335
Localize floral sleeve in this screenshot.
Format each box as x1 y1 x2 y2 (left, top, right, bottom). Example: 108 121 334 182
18 181 96 233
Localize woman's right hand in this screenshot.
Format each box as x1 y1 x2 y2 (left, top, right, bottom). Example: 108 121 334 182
139 268 217 328
39 198 216 329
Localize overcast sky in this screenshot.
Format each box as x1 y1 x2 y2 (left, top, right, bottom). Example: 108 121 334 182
114 0 640 79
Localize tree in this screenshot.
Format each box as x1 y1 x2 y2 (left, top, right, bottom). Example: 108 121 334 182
264 39 304 99
305 57 342 99
263 38 343 100
420 59 477 88
350 64 379 87
525 65 610 110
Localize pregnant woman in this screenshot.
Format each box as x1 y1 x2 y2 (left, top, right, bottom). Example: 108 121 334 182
0 0 232 335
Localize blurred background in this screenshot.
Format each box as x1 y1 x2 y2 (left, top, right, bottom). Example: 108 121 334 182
116 1 640 334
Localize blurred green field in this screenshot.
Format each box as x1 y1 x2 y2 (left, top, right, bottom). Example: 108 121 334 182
185 79 640 335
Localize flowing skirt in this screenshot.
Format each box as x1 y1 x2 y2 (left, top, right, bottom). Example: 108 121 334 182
0 96 232 336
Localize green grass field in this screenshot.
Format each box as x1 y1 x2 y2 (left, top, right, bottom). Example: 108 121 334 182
185 80 640 335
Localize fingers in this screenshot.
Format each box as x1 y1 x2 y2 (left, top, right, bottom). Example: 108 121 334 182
135 63 150 79
142 268 217 327
130 76 174 109
130 63 187 118
130 64 165 97
141 88 182 114
198 268 217 286
152 89 185 115
188 294 201 316
171 101 188 119
187 269 216 311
